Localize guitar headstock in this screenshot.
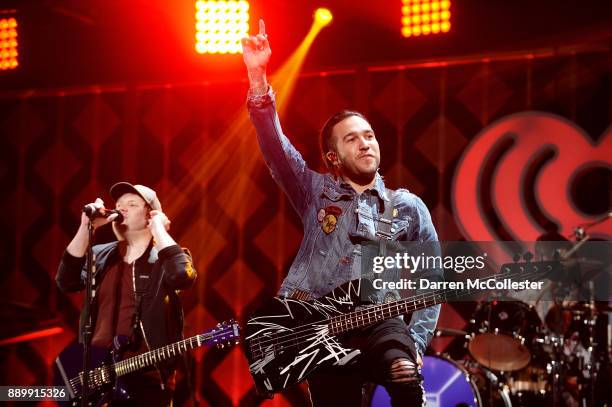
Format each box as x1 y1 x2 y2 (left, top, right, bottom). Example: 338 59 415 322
208 319 241 349
499 258 560 280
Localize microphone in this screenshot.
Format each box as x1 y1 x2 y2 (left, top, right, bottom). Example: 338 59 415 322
82 205 124 223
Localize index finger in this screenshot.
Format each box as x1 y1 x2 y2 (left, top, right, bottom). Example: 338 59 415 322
259 19 265 36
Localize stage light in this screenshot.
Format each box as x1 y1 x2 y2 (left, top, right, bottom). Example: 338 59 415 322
0 16 18 70
401 0 451 38
195 0 249 54
314 8 333 26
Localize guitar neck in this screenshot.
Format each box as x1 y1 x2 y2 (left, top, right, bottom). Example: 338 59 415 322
328 265 546 336
113 332 212 377
328 287 451 336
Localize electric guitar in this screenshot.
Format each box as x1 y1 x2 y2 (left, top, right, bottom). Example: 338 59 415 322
243 261 558 397
54 320 240 405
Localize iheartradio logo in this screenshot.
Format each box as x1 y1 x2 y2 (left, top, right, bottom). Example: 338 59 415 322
452 112 611 241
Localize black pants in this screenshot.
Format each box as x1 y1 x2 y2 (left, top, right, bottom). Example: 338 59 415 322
307 318 424 407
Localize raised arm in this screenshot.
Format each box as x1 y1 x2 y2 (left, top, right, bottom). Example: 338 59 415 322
241 20 316 218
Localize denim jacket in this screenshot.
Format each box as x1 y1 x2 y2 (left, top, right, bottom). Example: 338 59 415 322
246 87 440 356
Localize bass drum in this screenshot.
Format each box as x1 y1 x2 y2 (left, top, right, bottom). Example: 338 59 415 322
369 355 511 407
469 300 542 371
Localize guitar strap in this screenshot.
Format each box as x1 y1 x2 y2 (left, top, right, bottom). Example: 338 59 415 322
375 189 403 305
375 188 396 251
130 262 149 348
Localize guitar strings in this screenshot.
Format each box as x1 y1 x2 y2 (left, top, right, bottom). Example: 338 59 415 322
68 329 230 392
250 267 542 354
114 332 213 374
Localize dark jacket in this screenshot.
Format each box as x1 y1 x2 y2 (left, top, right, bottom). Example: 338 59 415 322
56 241 197 380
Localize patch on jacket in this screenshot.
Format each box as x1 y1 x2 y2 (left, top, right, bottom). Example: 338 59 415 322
318 205 342 234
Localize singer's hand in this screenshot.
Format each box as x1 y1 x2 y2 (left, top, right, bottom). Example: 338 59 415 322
81 198 118 229
148 210 171 232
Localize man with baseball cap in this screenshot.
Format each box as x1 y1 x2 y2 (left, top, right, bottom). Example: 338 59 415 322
56 182 197 406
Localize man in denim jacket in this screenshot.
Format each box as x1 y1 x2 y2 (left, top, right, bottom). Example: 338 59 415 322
242 21 440 406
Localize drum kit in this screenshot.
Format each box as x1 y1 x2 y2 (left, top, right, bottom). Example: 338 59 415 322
370 298 610 407
371 221 611 407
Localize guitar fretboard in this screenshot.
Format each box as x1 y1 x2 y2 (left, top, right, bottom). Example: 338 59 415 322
327 263 552 336
70 322 239 399
114 332 212 376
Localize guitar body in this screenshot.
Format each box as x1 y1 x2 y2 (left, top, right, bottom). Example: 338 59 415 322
244 279 378 397
53 338 130 406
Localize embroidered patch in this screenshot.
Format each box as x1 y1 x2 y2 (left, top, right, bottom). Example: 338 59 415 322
325 205 342 216
321 214 337 234
318 205 342 234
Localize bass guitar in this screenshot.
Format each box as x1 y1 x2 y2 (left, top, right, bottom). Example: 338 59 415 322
244 261 557 397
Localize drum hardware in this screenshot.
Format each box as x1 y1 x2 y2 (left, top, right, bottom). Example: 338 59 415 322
434 327 468 337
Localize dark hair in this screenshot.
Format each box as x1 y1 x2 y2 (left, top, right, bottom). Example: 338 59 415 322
319 110 369 171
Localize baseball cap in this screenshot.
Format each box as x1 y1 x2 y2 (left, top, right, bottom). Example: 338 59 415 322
109 182 162 211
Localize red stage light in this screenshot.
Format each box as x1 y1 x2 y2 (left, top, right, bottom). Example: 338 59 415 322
194 0 249 54
0 16 18 70
401 0 451 38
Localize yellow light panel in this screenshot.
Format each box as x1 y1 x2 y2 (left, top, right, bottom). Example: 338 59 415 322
401 0 451 38
195 1 249 54
0 17 18 70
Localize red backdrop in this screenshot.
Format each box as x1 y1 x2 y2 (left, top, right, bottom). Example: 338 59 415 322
0 47 610 406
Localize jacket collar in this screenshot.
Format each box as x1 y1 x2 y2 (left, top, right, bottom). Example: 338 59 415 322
104 238 156 267
322 172 389 202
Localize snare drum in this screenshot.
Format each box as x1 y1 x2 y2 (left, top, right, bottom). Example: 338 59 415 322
469 300 542 371
369 355 511 407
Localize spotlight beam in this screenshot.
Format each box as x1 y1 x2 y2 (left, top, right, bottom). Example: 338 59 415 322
166 11 333 248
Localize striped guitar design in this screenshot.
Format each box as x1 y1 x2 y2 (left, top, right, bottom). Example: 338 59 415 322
243 261 557 397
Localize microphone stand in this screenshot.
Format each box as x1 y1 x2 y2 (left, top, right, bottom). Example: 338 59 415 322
81 218 95 407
